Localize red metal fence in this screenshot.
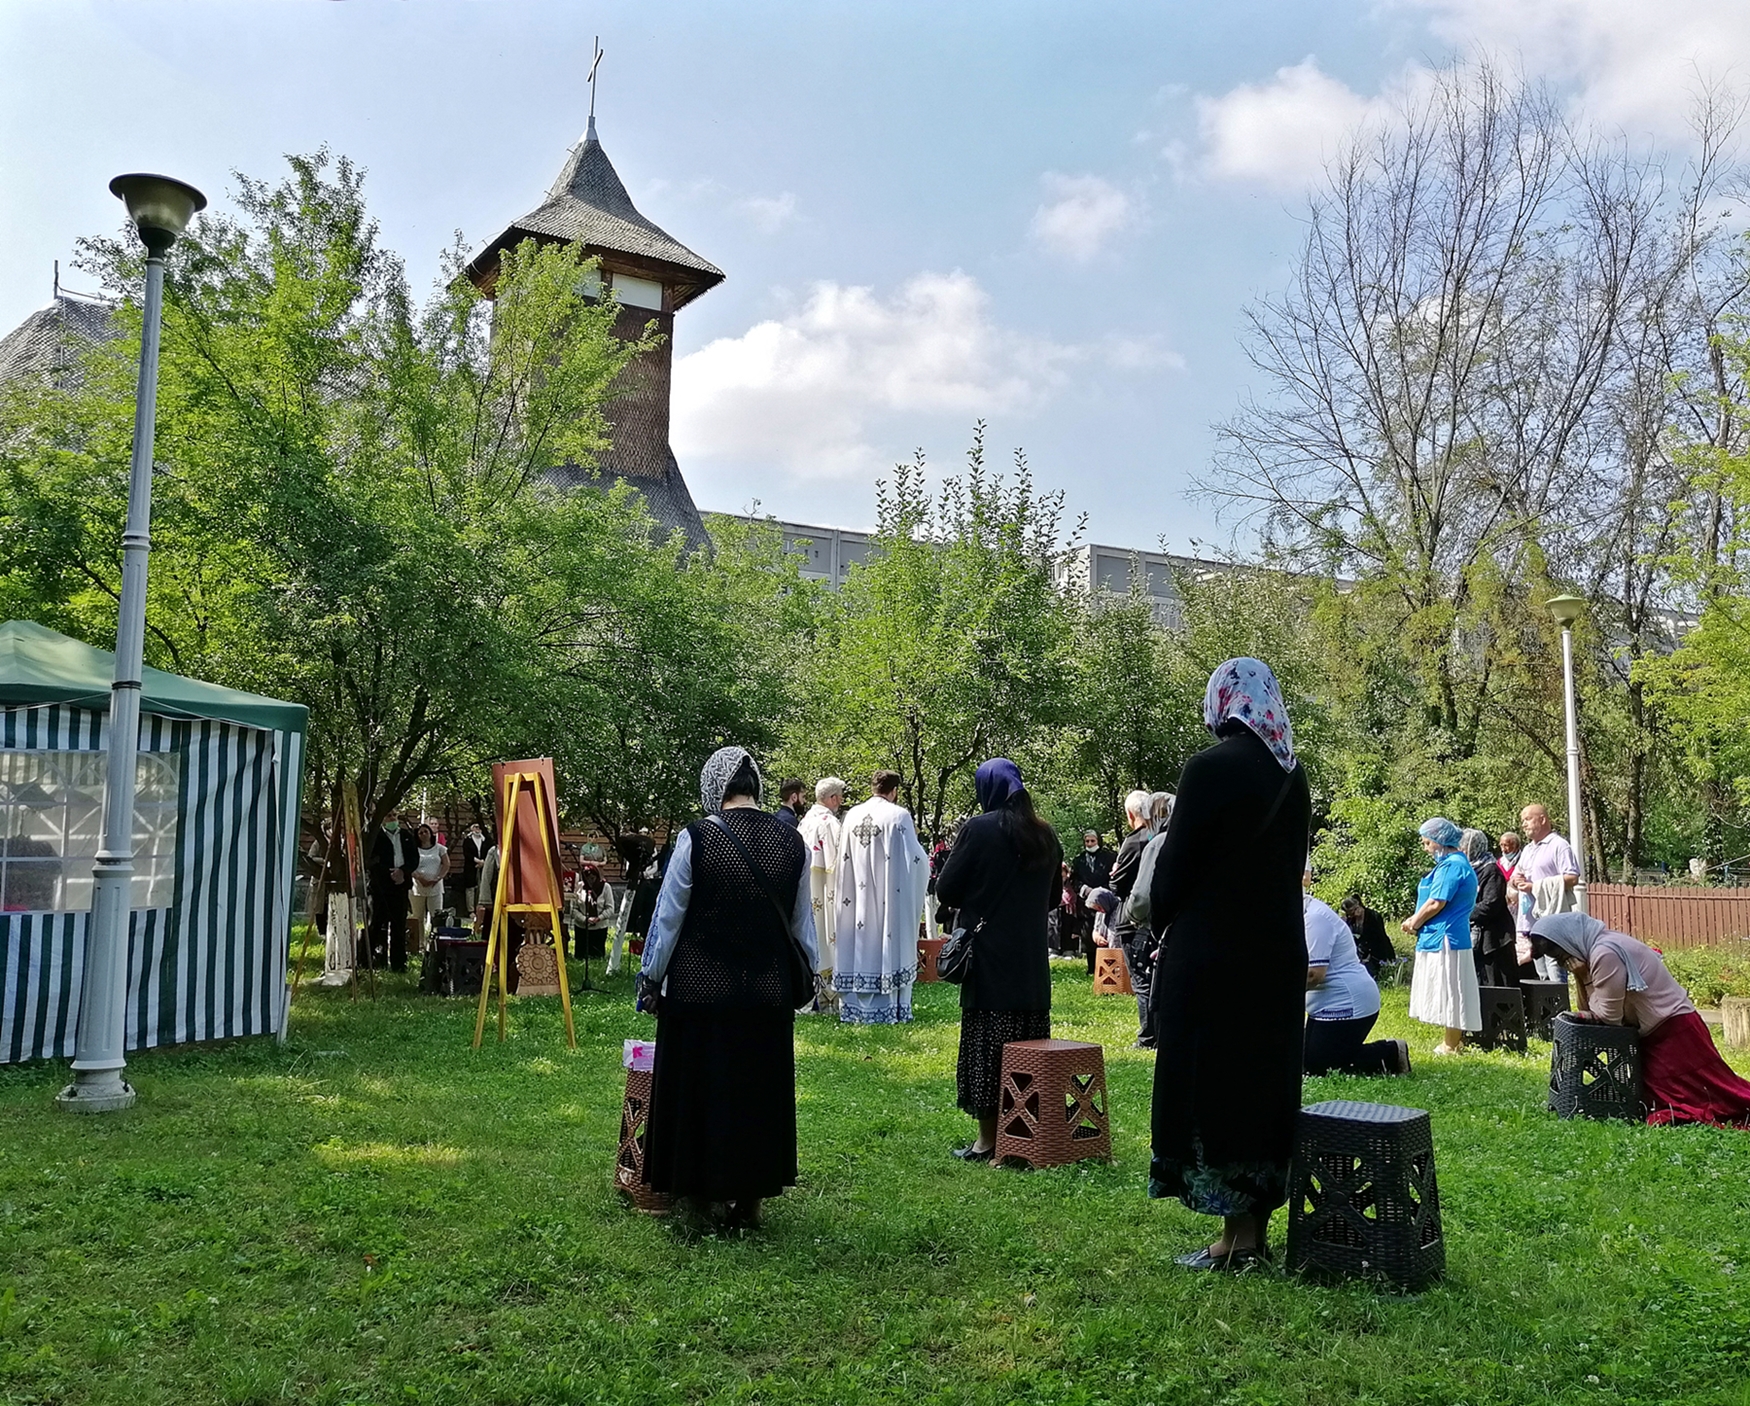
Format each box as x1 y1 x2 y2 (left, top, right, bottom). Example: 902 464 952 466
1586 884 1750 949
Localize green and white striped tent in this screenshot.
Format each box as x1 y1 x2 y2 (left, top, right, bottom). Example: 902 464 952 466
0 621 307 1063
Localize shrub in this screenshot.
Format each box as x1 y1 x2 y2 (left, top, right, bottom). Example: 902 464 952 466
1662 941 1750 1006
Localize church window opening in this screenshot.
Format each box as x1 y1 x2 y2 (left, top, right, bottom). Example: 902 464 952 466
0 750 180 913
612 273 663 310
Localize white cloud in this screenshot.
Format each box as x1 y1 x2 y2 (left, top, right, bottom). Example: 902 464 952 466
737 191 798 233
1403 0 1750 138
1030 174 1134 261
1196 57 1379 191
672 272 1162 480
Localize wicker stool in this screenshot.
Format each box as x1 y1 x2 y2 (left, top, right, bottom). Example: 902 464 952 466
1285 1100 1444 1292
1521 979 1571 1041
1093 948 1132 996
993 1039 1112 1168
1549 1013 1644 1121
917 936 946 983
1475 985 1528 1054
614 1067 671 1215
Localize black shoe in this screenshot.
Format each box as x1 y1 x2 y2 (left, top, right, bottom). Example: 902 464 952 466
952 1145 994 1162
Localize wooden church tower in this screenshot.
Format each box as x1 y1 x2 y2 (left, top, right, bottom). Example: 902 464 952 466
464 113 723 548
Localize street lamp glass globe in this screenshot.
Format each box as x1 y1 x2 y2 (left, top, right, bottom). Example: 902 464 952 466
108 173 206 243
1545 593 1586 628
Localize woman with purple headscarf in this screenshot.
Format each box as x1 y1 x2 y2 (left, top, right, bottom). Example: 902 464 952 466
935 758 1064 1161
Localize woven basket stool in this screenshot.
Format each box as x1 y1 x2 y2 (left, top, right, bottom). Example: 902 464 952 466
1285 1100 1444 1292
1475 985 1528 1054
614 1067 671 1215
917 936 946 983
1521 979 1571 1042
1548 1012 1644 1121
1093 947 1132 996
993 1039 1112 1169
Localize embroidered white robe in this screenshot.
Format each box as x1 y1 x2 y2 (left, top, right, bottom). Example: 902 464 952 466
833 795 928 1024
798 802 845 977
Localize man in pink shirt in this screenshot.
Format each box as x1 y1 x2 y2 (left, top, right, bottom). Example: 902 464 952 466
1508 803 1578 980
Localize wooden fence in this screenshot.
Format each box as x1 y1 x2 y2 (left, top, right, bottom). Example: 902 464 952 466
1586 884 1750 949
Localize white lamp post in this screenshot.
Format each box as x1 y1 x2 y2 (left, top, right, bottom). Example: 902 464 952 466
57 174 205 1113
1546 593 1588 916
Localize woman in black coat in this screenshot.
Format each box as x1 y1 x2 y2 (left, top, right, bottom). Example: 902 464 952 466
1148 658 1311 1270
934 758 1063 1161
1461 829 1517 987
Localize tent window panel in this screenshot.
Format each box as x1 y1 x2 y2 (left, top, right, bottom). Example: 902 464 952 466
0 749 180 913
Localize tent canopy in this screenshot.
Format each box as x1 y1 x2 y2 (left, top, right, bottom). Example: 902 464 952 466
0 620 307 735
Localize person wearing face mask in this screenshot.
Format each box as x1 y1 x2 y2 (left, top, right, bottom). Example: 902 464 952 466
1069 830 1116 973
366 812 417 972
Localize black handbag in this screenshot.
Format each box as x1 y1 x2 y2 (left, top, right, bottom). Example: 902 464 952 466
705 816 817 1005
937 917 982 985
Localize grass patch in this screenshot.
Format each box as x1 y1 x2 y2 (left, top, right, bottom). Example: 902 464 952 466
4 964 1750 1404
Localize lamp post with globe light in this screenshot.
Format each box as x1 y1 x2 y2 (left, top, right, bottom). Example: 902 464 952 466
1546 593 1588 917
57 174 205 1113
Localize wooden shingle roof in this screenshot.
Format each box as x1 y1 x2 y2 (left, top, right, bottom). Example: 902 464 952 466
466 124 724 308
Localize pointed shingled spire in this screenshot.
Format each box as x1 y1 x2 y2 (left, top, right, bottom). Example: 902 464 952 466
465 126 723 308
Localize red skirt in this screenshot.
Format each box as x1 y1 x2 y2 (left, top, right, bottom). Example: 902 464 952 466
1641 1011 1750 1128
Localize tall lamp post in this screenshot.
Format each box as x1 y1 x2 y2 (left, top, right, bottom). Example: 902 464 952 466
1546 593 1588 917
56 174 205 1114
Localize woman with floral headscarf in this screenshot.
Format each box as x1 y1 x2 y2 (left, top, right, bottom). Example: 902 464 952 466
636 746 818 1229
1405 817 1481 1054
1145 658 1311 1270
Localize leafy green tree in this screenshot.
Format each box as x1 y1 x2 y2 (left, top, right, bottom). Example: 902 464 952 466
0 151 728 830
785 425 1078 837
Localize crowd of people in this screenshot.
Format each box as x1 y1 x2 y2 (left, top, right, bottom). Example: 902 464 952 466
344 653 1750 1259
625 653 1750 1258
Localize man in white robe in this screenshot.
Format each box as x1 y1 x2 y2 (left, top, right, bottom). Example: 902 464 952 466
797 776 847 1013
834 771 929 1025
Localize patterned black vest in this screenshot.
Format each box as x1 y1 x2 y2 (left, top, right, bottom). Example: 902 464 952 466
665 808 808 1009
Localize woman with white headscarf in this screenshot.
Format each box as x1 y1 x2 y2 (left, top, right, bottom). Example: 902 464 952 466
1405 817 1481 1054
1145 659 1311 1271
1530 913 1750 1127
637 746 818 1228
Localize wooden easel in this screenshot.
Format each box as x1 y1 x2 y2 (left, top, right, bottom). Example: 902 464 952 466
472 769 577 1049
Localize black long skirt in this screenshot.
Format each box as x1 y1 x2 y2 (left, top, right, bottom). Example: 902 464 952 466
956 1008 1051 1115
644 1004 798 1201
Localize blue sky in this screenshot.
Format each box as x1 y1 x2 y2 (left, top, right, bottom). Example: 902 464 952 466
3 1 1745 549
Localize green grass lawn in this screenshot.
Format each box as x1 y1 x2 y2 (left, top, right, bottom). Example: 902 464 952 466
5 961 1750 1406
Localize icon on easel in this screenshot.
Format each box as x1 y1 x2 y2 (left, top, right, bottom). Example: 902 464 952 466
473 758 577 1050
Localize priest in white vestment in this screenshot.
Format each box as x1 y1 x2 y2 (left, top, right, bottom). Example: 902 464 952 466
834 771 929 1025
798 776 847 1012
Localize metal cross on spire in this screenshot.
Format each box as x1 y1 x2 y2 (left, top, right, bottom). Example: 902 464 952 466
587 36 605 139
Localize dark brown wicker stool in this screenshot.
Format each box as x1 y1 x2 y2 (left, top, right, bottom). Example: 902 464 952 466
1549 1012 1644 1121
614 1067 671 1215
1475 985 1528 1054
993 1039 1112 1168
917 937 946 983
1285 1100 1444 1292
1093 948 1132 996
1521 979 1571 1041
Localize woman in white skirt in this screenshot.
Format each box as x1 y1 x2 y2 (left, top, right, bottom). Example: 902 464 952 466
1403 817 1480 1055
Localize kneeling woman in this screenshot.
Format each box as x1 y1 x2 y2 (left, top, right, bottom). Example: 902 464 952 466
1304 883 1408 1076
1530 913 1750 1128
637 747 818 1226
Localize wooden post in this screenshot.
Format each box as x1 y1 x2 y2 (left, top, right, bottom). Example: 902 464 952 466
1721 997 1750 1049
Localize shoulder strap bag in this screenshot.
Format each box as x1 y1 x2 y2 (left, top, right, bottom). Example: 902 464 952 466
704 815 817 1006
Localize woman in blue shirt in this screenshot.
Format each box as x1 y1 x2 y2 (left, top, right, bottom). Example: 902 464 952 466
1404 817 1482 1055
